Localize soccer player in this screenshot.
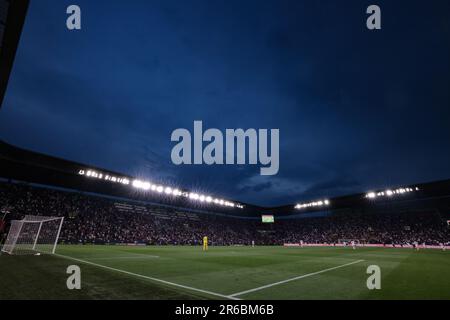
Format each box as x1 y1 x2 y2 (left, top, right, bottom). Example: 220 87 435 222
300 240 304 248
251 240 255 248
351 240 356 250
203 236 208 251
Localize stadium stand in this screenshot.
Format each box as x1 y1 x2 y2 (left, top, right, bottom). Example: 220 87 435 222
0 140 449 248
1 180 449 247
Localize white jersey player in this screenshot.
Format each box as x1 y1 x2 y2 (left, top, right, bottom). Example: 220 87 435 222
300 240 304 248
351 240 356 250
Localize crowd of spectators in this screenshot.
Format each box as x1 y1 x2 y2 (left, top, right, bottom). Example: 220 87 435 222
1 181 449 246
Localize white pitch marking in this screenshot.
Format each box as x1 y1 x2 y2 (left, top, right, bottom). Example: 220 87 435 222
54 253 240 300
229 259 365 297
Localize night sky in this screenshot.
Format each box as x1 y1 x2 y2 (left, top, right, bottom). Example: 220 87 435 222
1 0 449 206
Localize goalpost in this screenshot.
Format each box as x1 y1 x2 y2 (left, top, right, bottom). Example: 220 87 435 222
1 215 64 255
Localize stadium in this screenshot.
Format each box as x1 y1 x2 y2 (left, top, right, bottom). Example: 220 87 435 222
1 142 450 300
0 0 450 303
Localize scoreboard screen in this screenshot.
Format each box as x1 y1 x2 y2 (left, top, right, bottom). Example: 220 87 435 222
262 215 275 223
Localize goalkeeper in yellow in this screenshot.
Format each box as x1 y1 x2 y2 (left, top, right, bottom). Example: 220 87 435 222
203 236 208 251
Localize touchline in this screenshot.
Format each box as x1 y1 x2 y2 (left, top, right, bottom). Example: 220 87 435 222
171 121 279 176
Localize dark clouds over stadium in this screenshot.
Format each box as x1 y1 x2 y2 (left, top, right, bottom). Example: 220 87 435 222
1 0 450 206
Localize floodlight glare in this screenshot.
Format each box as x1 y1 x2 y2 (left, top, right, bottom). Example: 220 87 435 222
142 182 151 190
295 199 330 210
365 185 420 200
79 169 243 209
189 193 199 200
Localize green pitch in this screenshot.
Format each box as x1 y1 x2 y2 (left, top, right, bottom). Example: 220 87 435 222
0 245 449 300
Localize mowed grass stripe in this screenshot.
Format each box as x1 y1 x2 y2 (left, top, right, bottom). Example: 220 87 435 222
229 259 365 297
54 253 241 300
2 246 449 299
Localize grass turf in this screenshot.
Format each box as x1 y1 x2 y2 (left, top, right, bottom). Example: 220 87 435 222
0 245 449 300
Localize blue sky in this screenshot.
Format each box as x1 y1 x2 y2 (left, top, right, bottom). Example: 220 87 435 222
1 0 450 206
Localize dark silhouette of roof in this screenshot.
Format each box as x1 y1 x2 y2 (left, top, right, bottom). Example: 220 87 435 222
0 0 29 108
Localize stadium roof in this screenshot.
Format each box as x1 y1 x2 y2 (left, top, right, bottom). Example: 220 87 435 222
0 0 29 108
0 139 263 216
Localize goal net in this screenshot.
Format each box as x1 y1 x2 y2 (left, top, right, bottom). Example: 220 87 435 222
1 216 64 255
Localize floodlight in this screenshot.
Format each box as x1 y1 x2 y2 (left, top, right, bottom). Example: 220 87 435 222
366 192 376 199
142 182 151 190
190 193 199 200
132 180 141 188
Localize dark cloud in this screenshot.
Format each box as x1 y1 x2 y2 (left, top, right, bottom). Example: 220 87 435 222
301 176 362 199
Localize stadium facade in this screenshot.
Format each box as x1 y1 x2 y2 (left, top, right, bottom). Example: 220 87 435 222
1 139 450 221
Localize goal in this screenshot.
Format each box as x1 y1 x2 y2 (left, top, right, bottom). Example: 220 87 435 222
1 215 64 255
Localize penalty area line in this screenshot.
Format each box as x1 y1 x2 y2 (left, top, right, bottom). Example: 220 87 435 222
229 259 365 297
54 253 241 300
